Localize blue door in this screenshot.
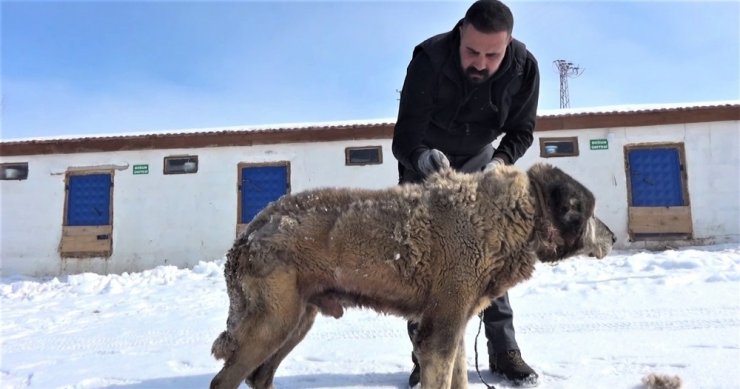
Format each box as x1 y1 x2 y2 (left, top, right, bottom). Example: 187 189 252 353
67 173 112 226
240 165 289 223
627 148 684 206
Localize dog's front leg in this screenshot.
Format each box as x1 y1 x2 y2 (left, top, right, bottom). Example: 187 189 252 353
414 314 466 389
450 337 468 389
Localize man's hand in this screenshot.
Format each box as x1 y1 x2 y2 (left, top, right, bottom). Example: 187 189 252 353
416 149 450 176
482 157 505 173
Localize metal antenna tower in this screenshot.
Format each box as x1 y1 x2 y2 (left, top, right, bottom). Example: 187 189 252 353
553 60 584 108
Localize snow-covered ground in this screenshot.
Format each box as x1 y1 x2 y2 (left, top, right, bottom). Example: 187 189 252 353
2 244 739 389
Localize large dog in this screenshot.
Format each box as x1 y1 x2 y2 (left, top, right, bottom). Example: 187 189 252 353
210 163 615 389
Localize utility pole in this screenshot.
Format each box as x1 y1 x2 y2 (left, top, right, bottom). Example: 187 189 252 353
553 60 584 109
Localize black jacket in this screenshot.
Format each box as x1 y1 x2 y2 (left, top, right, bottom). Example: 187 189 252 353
392 20 540 183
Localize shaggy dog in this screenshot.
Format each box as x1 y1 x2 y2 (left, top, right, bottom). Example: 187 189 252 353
210 163 615 389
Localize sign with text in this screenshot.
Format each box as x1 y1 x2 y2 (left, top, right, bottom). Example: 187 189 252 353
590 139 609 150
133 164 149 175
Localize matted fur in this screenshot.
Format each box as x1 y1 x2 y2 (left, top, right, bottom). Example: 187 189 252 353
642 373 683 389
210 163 615 389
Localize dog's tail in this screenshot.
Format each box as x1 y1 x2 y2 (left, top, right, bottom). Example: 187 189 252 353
212 239 250 361
211 330 238 360
213 214 282 361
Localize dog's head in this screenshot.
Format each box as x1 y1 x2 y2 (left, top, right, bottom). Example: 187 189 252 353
527 163 616 262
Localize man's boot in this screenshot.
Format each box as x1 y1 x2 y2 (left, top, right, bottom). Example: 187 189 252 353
490 349 539 387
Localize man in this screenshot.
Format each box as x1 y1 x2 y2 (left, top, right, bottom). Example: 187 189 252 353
391 0 540 387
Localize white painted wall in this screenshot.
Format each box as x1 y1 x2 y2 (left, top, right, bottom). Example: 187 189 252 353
2 120 738 276
683 121 740 242
0 140 397 276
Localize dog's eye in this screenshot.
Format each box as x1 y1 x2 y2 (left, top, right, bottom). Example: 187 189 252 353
569 198 581 211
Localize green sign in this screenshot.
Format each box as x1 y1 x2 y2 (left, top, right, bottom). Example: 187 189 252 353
590 139 609 150
133 164 149 175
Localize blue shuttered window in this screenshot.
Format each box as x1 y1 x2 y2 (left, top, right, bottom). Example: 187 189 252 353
67 174 112 226
628 148 684 207
240 166 289 223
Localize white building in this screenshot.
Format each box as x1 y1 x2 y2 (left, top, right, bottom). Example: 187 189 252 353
1 101 738 276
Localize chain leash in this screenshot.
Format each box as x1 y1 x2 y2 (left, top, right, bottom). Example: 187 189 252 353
473 312 497 389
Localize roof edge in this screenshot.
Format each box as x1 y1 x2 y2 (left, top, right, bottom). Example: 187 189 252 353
1 102 738 157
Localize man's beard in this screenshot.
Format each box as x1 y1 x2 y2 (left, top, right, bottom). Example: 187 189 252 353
464 67 490 84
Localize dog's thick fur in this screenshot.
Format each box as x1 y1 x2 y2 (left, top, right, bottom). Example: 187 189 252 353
210 163 615 389
642 373 683 389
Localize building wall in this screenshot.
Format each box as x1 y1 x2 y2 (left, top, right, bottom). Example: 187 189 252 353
1 120 738 276
0 140 397 276
682 121 739 242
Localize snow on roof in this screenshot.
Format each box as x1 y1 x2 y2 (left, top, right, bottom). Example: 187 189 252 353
2 118 398 143
537 100 739 117
2 100 738 144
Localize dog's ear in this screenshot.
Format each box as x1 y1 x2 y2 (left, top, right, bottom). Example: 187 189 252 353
549 183 592 241
528 163 595 260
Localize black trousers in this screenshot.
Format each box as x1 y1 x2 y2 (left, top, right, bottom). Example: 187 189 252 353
407 292 519 361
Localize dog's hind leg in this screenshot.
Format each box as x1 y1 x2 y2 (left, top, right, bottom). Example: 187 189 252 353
211 270 303 389
247 304 319 389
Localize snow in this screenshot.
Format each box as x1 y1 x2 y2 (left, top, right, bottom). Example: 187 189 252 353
536 99 740 117
4 100 737 143
2 244 739 389
0 118 397 143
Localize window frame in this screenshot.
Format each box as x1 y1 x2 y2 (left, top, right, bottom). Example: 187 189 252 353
163 155 199 175
1 162 29 180
345 146 383 166
538 137 579 158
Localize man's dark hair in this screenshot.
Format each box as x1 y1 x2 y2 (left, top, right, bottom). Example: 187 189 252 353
463 0 514 35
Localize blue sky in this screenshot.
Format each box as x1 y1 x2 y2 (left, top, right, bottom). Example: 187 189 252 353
2 1 738 139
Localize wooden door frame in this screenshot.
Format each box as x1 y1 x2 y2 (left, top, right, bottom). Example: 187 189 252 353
624 142 693 240
59 168 115 257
